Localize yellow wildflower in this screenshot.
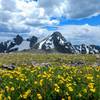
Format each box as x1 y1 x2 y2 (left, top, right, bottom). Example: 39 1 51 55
5 86 9 92
68 96 71 100
65 92 69 96
61 98 65 100
57 75 61 79
0 94 3 100
78 93 82 97
68 87 73 92
34 81 38 85
49 78 52 82
54 88 60 93
40 79 43 86
88 83 94 89
37 93 42 100
54 84 60 93
21 78 24 81
23 89 31 99
10 87 15 91
54 84 59 88
9 75 13 79
59 80 64 84
37 74 41 78
8 96 11 100
87 76 93 80
96 75 99 78
90 88 96 93
42 74 46 78
83 89 87 93
66 83 72 87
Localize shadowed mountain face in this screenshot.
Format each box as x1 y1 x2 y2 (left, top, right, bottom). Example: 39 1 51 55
0 35 23 53
13 35 23 45
27 36 38 49
35 32 75 53
0 35 38 53
34 31 100 54
51 32 75 53
0 32 100 54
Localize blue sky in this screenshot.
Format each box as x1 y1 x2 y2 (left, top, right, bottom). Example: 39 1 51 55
46 14 100 31
46 15 100 30
0 0 100 44
59 15 100 26
51 14 100 26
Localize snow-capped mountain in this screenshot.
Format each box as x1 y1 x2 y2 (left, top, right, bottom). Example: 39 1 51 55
34 31 100 54
0 35 37 53
0 32 100 54
74 44 100 54
0 35 23 53
34 32 75 53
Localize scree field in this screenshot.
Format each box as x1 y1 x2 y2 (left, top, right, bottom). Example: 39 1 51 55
0 53 100 100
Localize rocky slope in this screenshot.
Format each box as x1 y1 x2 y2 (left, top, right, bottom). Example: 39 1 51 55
34 32 100 54
0 35 37 53
0 32 100 54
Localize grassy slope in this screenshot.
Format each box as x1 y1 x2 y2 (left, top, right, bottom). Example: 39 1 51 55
0 52 98 66
0 53 99 100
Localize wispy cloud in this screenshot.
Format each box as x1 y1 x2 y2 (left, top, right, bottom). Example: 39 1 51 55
0 0 100 44
56 24 100 45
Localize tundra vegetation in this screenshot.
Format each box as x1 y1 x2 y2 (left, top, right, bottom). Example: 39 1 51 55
0 53 100 100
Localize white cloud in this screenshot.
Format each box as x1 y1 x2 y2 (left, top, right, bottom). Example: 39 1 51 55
55 24 100 45
64 0 100 19
0 0 17 11
29 27 53 41
0 0 100 45
0 0 59 37
39 0 100 19
38 0 64 17
27 23 100 45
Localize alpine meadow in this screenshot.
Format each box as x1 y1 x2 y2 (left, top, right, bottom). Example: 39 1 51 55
0 0 100 100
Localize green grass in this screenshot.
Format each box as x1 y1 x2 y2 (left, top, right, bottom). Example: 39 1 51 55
0 65 100 100
0 53 98 66
0 53 100 100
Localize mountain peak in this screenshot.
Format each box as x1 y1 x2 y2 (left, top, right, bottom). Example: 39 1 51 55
0 32 100 54
34 32 100 54
51 31 62 37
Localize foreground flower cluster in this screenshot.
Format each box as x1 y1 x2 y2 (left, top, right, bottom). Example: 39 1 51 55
0 65 100 100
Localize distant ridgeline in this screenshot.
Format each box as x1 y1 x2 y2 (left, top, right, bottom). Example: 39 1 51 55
0 32 100 54
0 35 23 53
